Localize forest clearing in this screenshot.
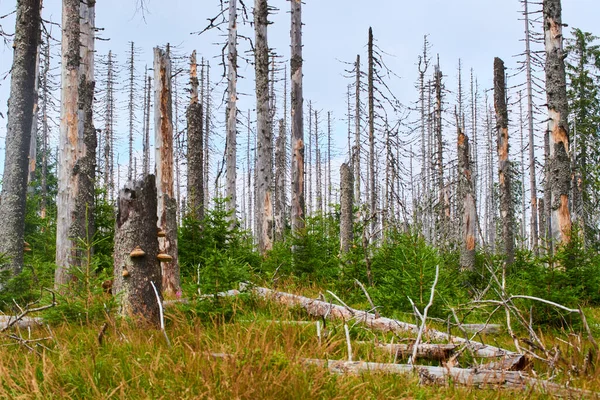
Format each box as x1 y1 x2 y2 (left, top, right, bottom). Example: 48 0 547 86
0 0 599 398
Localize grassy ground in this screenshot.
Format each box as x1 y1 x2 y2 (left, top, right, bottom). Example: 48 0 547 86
0 289 597 399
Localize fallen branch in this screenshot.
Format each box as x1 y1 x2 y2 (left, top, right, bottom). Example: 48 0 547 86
302 358 593 397
409 265 439 364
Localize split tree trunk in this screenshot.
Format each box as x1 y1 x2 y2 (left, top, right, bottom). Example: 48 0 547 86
339 163 354 255
55 0 97 287
226 0 238 222
187 50 204 221
457 122 476 270
0 0 42 274
154 47 179 298
113 174 161 327
493 57 515 264
290 0 305 238
254 0 274 254
543 0 571 245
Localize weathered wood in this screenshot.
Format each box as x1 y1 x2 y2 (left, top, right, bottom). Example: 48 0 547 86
274 119 286 241
493 57 515 264
187 50 204 222
356 342 457 361
367 27 377 236
56 0 96 287
302 358 588 396
113 175 162 326
290 0 305 238
226 0 238 222
340 163 354 254
543 0 572 245
154 47 180 298
246 285 521 360
459 323 502 335
254 0 274 254
0 0 42 274
457 122 476 270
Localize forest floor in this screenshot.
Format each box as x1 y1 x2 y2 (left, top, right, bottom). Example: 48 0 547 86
0 282 598 399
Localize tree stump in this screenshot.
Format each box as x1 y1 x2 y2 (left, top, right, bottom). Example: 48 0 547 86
113 175 162 326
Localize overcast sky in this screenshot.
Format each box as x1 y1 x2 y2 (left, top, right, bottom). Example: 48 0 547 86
0 0 598 179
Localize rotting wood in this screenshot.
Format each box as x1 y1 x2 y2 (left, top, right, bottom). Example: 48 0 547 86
356 342 457 361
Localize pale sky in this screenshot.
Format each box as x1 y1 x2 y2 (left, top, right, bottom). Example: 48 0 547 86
0 0 598 192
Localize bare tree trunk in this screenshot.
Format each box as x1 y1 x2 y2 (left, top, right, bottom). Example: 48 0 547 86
523 0 539 255
27 42 40 187
104 51 116 196
113 174 162 327
154 47 179 298
354 54 361 206
254 0 273 254
315 109 322 216
274 119 286 241
340 162 354 255
226 0 238 222
247 110 253 234
127 42 136 182
457 118 476 270
434 61 448 245
290 0 305 238
543 0 571 245
0 0 42 274
40 32 50 219
494 57 515 264
327 111 332 214
143 69 151 177
187 50 204 221
55 0 96 287
204 61 211 213
368 27 376 236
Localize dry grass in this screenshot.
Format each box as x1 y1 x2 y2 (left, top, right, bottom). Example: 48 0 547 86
0 294 596 399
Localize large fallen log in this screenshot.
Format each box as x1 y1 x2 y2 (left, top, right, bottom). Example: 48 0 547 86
356 341 457 361
245 285 521 361
302 358 592 397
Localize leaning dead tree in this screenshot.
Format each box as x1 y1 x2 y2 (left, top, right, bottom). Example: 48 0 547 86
493 57 515 264
254 0 274 254
543 0 571 245
290 0 305 239
0 0 42 274
113 175 162 327
186 50 204 221
56 0 97 287
154 47 179 298
226 0 238 222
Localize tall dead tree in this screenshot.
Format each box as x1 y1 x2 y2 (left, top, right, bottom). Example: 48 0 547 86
494 57 515 264
340 163 354 254
457 118 476 270
0 0 42 274
368 27 376 235
187 50 204 221
254 0 273 254
126 42 138 182
204 61 211 212
113 175 161 327
543 0 571 245
40 32 52 219
290 0 305 238
434 59 448 244
226 0 238 222
103 51 116 197
274 119 286 241
154 47 179 298
354 55 361 205
142 68 151 177
56 0 97 287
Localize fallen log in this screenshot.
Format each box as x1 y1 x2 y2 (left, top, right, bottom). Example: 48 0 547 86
356 341 457 361
302 358 592 397
244 284 521 362
0 315 43 329
460 323 502 335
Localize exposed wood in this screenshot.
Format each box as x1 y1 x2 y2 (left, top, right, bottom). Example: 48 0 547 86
254 0 274 254
290 0 305 238
457 119 476 269
226 0 238 222
543 0 572 245
113 175 162 327
0 0 42 274
353 54 361 204
340 163 354 254
154 47 180 298
367 27 377 237
274 119 286 241
493 57 515 264
356 342 457 361
187 50 204 221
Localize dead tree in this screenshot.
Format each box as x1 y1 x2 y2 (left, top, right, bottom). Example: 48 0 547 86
543 0 571 245
55 0 97 287
204 61 211 213
226 0 238 222
0 0 42 274
39 32 52 219
290 0 305 238
274 119 286 241
457 118 476 270
254 0 273 254
154 47 179 298
126 42 140 181
143 71 151 177
187 50 204 221
27 41 40 187
494 57 515 264
368 27 376 235
113 174 162 327
340 163 354 254
354 54 361 205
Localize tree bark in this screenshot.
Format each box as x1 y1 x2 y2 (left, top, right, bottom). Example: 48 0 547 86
55 0 96 287
340 163 354 255
493 57 515 264
187 50 204 221
226 0 238 222
543 0 571 245
274 119 286 241
290 0 305 237
354 55 361 206
367 27 377 236
254 0 273 254
113 175 162 327
457 121 476 270
154 47 179 298
0 0 42 274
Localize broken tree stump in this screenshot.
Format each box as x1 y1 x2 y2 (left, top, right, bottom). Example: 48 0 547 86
113 175 162 326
